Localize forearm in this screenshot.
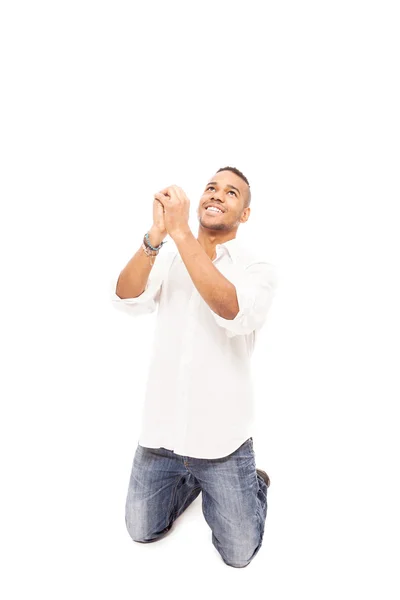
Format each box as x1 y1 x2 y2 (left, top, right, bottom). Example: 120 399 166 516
116 227 166 299
174 230 239 319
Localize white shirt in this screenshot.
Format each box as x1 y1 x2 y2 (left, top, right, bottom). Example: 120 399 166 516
111 237 278 459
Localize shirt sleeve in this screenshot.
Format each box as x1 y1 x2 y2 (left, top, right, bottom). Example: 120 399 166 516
211 261 278 337
110 250 172 317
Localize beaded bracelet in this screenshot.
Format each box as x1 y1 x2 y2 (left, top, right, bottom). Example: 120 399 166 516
141 232 167 266
141 242 158 266
144 232 167 252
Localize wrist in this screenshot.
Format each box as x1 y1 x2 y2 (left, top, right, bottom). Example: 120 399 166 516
171 227 192 243
148 226 167 247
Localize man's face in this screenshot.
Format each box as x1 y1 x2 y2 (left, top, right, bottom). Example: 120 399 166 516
196 170 250 231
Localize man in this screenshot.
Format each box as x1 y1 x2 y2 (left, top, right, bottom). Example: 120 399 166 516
111 166 278 568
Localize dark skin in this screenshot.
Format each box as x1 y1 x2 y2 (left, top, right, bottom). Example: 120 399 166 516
153 170 251 320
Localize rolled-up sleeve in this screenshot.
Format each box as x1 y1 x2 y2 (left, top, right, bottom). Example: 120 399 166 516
211 262 278 337
110 251 172 317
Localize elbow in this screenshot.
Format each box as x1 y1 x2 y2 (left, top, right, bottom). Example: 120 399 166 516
219 289 240 320
115 288 145 300
216 303 240 321
115 275 145 299
223 308 240 321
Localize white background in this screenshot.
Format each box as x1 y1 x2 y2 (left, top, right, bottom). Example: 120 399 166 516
1 1 399 598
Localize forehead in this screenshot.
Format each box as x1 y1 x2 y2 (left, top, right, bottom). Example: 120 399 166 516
207 170 248 196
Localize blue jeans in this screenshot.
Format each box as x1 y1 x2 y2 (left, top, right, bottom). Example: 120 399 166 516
125 437 268 568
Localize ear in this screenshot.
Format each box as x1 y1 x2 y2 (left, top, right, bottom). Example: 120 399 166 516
240 207 251 223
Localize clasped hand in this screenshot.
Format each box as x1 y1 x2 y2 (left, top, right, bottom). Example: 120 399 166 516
154 185 191 240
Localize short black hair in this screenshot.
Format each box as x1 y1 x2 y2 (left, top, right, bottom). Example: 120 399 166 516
216 166 251 208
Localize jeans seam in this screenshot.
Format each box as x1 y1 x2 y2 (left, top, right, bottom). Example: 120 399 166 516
170 484 201 521
165 476 182 527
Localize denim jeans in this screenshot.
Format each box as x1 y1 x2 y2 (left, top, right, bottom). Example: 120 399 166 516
124 437 268 568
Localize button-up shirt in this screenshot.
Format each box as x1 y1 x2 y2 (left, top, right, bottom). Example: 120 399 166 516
111 237 278 459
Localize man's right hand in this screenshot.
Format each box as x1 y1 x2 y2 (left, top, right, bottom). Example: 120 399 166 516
150 197 168 245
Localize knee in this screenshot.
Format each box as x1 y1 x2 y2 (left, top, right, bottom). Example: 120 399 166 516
125 513 172 544
223 557 251 568
221 546 260 568
125 508 151 543
125 513 144 542
125 498 150 542
221 544 256 568
213 533 261 568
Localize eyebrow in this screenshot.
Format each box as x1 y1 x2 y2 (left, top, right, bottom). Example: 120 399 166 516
206 181 241 195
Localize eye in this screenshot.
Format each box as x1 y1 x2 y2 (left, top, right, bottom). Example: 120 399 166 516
228 190 237 196
206 186 215 191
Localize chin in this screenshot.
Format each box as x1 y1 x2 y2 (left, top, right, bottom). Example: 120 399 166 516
200 220 225 231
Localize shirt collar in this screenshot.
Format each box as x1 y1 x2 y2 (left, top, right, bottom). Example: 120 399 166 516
216 237 241 262
175 236 242 263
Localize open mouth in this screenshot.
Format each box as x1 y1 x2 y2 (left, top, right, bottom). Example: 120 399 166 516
205 206 224 214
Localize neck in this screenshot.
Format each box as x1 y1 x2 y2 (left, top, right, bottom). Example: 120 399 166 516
196 228 237 260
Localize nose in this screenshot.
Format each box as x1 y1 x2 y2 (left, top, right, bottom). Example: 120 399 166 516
211 191 223 203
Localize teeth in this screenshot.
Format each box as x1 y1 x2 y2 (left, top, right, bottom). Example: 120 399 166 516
206 206 222 213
